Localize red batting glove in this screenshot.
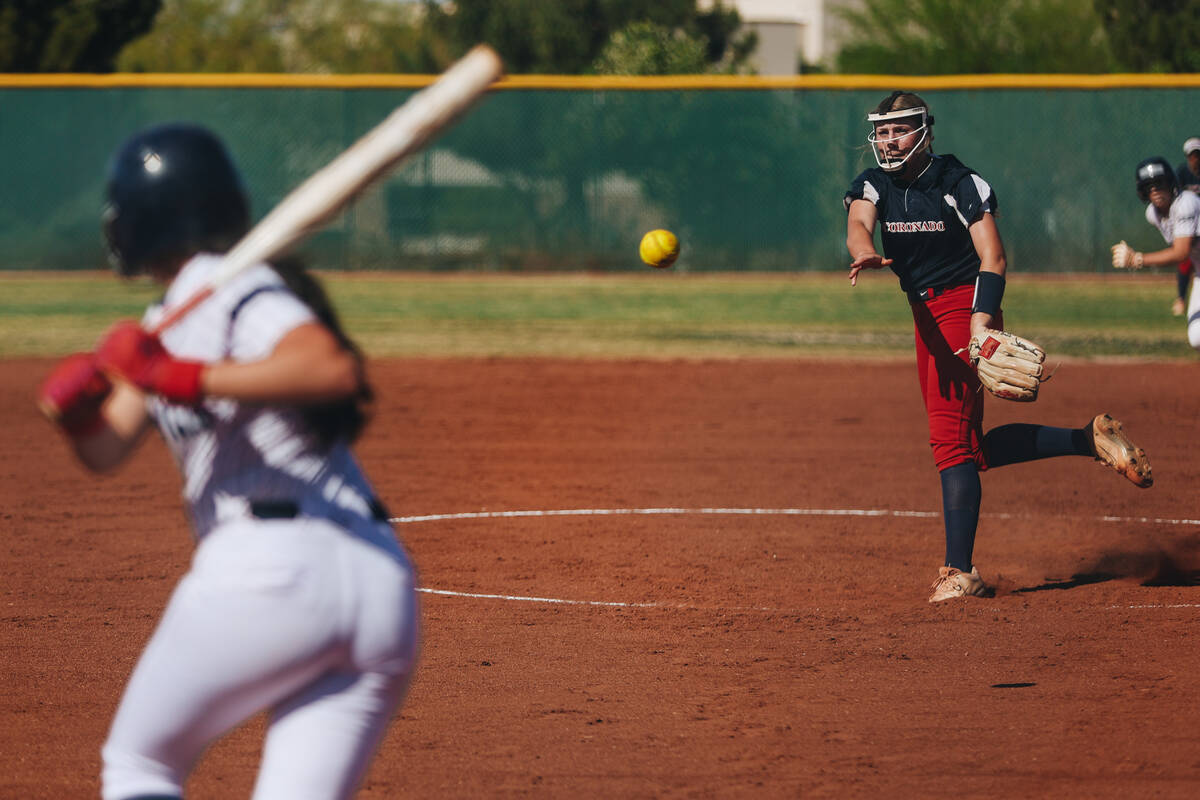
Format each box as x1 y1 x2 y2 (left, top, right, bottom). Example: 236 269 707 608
95 321 205 404
37 353 113 437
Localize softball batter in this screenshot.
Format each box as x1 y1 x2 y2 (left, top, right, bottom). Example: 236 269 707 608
844 91 1154 603
38 124 418 798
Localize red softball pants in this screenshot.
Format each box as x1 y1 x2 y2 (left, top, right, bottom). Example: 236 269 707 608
910 283 995 472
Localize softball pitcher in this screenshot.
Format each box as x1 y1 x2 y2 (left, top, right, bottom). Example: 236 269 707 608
844 92 1154 603
37 124 419 799
1111 155 1200 348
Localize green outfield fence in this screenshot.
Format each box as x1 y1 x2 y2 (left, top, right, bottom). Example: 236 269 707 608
3 73 1200 272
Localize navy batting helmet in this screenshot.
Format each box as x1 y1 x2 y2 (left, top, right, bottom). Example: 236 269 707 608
103 123 250 276
1134 156 1178 204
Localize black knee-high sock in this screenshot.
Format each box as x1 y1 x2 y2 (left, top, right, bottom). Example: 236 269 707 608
983 423 1093 468
941 461 981 572
1179 268 1191 303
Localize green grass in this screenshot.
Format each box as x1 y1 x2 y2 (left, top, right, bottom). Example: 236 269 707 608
0 271 1193 360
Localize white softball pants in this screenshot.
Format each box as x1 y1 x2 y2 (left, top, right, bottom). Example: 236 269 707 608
1188 273 1200 352
101 517 419 800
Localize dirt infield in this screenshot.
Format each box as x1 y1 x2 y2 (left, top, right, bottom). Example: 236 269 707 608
4 356 1200 798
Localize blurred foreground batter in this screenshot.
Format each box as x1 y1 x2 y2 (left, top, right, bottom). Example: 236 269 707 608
37 123 419 798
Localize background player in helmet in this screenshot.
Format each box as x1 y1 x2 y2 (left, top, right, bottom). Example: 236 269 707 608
1111 156 1200 350
844 91 1154 604
37 123 419 800
1171 139 1200 316
1177 137 1200 194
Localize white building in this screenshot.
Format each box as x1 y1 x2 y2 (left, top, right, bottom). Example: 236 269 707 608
701 0 859 74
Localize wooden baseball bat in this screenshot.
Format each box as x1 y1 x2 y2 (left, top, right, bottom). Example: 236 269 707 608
151 44 503 335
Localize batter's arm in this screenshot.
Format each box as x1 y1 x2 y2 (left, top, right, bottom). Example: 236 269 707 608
73 382 154 473
95 320 361 408
846 198 893 286
968 212 1008 336
201 323 362 404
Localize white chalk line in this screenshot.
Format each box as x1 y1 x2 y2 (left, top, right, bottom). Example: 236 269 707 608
416 587 780 612
396 506 936 523
392 506 1200 528
394 507 1199 613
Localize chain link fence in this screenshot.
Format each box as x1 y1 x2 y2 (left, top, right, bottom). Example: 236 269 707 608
2 76 1197 271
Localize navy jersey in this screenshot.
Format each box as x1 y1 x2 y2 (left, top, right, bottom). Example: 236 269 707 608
844 154 997 294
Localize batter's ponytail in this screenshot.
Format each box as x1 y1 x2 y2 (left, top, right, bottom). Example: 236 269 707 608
269 256 373 448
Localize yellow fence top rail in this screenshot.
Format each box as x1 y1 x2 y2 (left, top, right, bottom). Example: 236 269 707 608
3 73 1200 90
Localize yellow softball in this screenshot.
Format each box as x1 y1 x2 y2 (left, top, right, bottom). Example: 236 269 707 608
639 229 680 269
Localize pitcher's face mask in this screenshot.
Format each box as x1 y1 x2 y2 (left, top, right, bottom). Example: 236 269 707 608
867 107 931 172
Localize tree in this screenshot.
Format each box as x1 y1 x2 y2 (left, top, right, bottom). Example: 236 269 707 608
834 0 1116 74
591 22 709 75
1095 0 1200 72
0 0 161 72
424 0 753 75
690 0 754 69
116 0 441 73
413 0 759 267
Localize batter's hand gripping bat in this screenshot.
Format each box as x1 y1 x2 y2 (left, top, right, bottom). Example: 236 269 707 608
151 44 504 335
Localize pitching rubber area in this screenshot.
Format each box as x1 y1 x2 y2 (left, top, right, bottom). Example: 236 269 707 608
4 357 1199 797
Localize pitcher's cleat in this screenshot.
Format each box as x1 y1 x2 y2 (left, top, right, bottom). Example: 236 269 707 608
928 566 989 603
1091 414 1153 488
